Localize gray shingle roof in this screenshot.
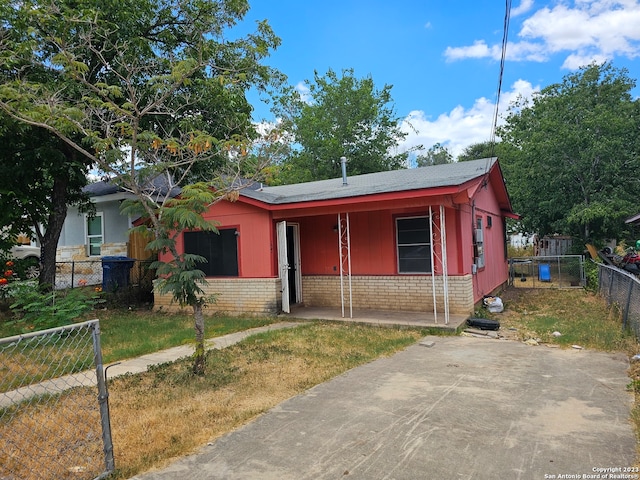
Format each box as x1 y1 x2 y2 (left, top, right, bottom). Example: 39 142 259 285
84 181 121 196
83 174 181 198
242 158 497 204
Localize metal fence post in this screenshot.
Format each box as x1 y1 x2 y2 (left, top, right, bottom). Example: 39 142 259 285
623 278 633 330
608 267 614 300
91 322 115 474
71 260 75 288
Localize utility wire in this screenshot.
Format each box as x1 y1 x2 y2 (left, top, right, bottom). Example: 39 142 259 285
486 0 512 175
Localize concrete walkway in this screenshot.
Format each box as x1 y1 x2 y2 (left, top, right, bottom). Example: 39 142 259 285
103 321 302 378
0 322 302 409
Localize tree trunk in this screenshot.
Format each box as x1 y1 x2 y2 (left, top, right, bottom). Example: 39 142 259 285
38 175 69 291
192 302 206 375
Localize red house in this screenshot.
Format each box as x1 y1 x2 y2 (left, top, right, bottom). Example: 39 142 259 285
155 158 516 324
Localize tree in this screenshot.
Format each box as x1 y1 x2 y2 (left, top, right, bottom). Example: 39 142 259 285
457 141 505 162
0 0 280 374
498 63 640 244
415 143 453 167
270 68 410 184
0 116 92 288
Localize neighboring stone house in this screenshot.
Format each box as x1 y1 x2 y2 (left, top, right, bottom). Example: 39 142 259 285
57 175 179 262
57 181 135 262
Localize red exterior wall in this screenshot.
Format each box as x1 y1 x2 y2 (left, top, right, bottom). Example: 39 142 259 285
163 199 276 278
292 206 466 277
469 181 509 302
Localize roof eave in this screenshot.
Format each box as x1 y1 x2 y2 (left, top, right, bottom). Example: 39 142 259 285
240 184 469 211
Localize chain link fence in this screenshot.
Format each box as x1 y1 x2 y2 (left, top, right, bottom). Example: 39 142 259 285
508 255 585 288
54 260 155 305
0 320 114 480
598 263 640 341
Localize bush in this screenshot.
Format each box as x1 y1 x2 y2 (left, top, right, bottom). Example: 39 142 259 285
9 287 100 330
584 260 599 292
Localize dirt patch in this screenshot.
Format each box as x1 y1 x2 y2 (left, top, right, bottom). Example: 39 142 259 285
476 288 561 343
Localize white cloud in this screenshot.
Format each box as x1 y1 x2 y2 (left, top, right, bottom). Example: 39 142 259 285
295 81 312 103
444 0 640 68
511 0 535 16
398 80 539 159
562 52 610 69
445 40 501 62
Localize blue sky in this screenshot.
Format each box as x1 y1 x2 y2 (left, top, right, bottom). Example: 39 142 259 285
237 0 640 159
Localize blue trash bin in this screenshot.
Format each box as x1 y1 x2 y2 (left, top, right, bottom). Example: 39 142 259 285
538 263 551 282
102 256 135 292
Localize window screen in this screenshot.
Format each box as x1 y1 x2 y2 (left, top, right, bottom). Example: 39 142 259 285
183 229 238 277
396 217 432 273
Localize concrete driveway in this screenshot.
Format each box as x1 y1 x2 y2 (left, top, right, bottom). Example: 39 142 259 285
131 336 636 480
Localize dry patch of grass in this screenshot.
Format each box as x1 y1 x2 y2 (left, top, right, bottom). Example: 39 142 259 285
2 322 423 479
107 323 423 477
0 388 104 480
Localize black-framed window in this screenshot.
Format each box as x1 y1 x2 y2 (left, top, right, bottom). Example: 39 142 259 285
183 229 238 277
396 216 432 273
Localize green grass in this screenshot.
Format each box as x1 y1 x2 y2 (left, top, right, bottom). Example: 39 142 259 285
95 310 278 363
525 312 632 349
0 307 279 365
492 288 637 353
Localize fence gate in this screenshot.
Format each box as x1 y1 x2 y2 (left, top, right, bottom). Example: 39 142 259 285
0 319 114 480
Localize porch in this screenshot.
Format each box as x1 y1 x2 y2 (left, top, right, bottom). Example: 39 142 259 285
283 305 468 331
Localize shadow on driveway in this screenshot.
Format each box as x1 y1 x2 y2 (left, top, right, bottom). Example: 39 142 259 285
131 336 635 480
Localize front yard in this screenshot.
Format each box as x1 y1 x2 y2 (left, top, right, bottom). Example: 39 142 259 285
1 286 638 478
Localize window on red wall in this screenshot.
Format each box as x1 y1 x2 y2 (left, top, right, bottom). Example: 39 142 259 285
184 229 238 276
396 216 432 273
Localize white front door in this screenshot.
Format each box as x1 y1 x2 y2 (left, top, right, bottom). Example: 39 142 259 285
277 220 290 313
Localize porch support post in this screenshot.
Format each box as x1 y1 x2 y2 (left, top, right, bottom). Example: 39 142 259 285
429 206 438 323
439 204 450 324
338 212 352 318
430 205 450 325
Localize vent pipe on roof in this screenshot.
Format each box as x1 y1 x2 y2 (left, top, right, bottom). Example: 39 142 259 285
341 156 348 186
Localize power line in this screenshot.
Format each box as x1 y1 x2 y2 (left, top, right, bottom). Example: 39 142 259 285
487 0 513 173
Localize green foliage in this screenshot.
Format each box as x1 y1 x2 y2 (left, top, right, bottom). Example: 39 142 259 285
270 68 411 183
0 0 283 372
415 143 453 167
584 260 600 292
457 140 506 162
9 287 99 330
498 63 639 244
0 116 91 289
152 256 214 309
